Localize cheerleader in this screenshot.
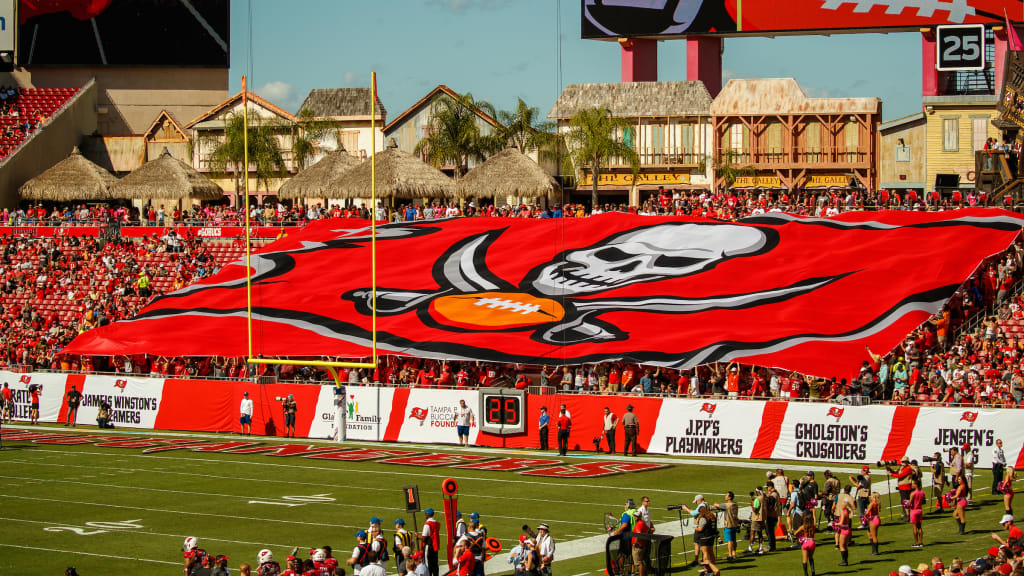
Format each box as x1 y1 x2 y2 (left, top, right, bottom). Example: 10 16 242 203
865 493 882 555
1000 467 1017 515
952 472 969 535
836 497 853 566
792 503 817 576
909 479 926 548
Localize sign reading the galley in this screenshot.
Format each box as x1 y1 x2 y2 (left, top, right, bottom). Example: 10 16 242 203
579 172 691 187
731 176 782 188
936 25 986 71
998 51 1024 130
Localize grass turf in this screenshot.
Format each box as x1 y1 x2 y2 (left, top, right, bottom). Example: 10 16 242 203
0 424 1015 576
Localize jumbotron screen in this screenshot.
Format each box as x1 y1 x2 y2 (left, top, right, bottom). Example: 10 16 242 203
18 0 228 67
582 0 1021 38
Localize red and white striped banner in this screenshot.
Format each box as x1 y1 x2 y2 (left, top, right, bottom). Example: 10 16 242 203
3 371 1021 468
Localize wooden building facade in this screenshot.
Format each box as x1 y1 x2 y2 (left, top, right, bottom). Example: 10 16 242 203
549 81 714 205
710 79 881 192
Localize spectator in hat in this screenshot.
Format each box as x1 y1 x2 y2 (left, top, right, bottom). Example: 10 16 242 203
239 391 253 435
886 457 915 521
394 518 413 574
622 404 639 456
419 508 441 576
408 551 428 576
211 555 230 576
850 466 872 519
534 523 555 576
348 530 369 576
992 514 1023 549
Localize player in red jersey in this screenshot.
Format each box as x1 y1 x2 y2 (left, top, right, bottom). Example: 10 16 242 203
183 536 211 575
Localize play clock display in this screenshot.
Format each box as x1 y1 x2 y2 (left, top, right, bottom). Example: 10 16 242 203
478 389 526 434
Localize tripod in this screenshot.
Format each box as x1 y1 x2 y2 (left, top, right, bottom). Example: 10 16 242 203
673 507 689 566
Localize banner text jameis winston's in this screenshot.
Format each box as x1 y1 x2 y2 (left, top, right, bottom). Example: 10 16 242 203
64 211 1024 376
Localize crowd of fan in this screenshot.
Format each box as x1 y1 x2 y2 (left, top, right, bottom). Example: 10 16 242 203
0 230 226 371
1 185 1015 230
0 199 1022 408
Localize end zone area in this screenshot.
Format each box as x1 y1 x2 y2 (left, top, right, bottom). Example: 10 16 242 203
0 425 1015 576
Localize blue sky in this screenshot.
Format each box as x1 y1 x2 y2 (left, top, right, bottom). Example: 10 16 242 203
230 0 922 123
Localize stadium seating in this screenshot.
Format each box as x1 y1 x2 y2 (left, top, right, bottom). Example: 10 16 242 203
0 86 79 161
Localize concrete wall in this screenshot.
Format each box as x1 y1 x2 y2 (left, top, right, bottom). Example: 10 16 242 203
1 67 228 135
879 117 927 191
0 79 98 208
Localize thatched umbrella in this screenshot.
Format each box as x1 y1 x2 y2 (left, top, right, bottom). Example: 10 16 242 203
330 138 454 199
108 148 223 201
19 146 117 201
277 145 362 200
456 147 560 201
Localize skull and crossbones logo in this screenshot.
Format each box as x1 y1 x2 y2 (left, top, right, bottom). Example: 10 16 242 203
344 222 843 346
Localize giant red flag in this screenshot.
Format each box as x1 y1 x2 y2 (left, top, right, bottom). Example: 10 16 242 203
64 210 1023 377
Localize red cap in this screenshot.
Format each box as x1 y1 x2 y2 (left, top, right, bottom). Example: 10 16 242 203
286 555 297 561
520 535 529 543
999 564 1013 576
989 546 1001 556
861 465 870 472
921 570 934 576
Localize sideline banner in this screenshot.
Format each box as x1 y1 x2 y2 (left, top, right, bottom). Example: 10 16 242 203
2 371 1023 466
119 225 286 239
75 375 164 429
0 371 67 422
650 398 766 458
770 402 897 463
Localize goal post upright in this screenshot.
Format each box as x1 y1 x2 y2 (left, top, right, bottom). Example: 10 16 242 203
245 73 380 385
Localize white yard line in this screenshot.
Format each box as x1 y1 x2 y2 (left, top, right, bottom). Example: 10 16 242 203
7 424 877 474
0 471 604 528
0 543 179 566
0 516 297 548
3 458 646 509
1 493 362 529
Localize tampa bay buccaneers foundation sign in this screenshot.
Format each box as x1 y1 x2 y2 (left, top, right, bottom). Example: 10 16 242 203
65 211 1024 377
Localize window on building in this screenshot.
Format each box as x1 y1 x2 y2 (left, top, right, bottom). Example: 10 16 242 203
804 121 820 162
678 122 694 163
728 123 749 162
845 121 859 162
943 118 959 152
622 126 635 148
766 123 783 162
340 130 359 156
895 144 911 162
972 117 988 151
650 124 664 164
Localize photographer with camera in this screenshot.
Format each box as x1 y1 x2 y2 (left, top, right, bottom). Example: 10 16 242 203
711 492 740 561
28 383 40 425
96 400 112 429
746 487 766 556
281 394 297 438
885 457 915 521
64 384 81 427
923 452 946 513
849 466 872 520
694 502 720 576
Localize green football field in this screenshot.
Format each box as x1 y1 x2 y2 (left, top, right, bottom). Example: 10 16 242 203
0 424 1016 576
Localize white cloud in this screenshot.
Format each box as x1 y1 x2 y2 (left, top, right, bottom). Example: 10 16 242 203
344 71 361 87
255 80 302 112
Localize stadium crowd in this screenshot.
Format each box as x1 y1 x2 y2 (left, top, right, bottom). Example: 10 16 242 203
1 184 1015 229
0 198 1022 408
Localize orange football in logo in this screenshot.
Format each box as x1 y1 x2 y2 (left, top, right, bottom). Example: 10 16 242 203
430 292 565 330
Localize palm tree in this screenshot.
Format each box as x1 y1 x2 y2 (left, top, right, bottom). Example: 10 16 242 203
206 112 286 198
292 108 339 170
713 149 755 191
414 91 499 180
562 107 639 209
495 97 556 154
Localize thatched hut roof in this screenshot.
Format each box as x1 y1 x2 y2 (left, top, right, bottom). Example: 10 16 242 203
330 138 454 199
277 145 363 199
19 146 117 201
108 148 223 201
456 148 560 200
549 81 711 119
